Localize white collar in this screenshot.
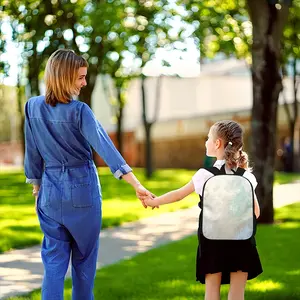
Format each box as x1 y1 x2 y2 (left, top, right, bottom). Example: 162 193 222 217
213 159 225 169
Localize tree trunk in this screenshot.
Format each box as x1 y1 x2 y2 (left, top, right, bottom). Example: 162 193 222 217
116 86 124 155
27 55 41 96
17 84 25 165
248 1 289 223
141 75 153 178
144 122 153 178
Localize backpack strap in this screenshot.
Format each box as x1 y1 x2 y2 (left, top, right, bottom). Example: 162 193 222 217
220 164 226 174
205 165 246 176
204 164 228 175
204 165 228 175
204 167 222 176
233 167 246 176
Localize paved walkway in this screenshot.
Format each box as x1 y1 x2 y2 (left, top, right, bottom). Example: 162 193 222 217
0 182 299 299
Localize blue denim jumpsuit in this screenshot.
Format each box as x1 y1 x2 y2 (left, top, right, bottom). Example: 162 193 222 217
24 96 132 300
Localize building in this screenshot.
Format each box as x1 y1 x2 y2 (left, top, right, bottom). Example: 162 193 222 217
91 59 300 170
1 59 298 169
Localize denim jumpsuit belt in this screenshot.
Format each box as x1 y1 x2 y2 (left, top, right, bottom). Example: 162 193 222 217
37 160 101 300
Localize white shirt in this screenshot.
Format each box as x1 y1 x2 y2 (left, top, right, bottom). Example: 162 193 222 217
192 159 258 196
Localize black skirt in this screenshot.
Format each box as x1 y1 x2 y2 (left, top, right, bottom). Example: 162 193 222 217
196 232 263 284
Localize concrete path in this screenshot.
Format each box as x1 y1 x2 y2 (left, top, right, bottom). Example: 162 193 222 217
1 182 299 299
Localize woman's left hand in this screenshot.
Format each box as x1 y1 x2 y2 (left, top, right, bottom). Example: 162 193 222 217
35 196 38 213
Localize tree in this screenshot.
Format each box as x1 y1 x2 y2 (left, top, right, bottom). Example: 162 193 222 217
100 16 140 154
3 0 88 98
3 0 176 172
101 60 133 155
181 0 292 223
76 0 130 107
141 74 163 178
248 0 290 223
0 13 10 81
125 0 174 178
3 0 131 107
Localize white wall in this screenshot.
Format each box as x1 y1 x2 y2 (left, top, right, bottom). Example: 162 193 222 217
91 74 253 131
91 66 296 138
91 75 117 132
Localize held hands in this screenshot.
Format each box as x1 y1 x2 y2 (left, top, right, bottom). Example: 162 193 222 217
135 185 159 209
144 194 159 208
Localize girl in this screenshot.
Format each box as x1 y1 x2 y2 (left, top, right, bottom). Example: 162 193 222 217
24 49 153 300
144 120 263 300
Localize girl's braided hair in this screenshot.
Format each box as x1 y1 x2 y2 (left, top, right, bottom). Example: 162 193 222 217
212 120 250 170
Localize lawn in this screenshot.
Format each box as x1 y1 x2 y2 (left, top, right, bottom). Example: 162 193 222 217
0 167 198 253
7 202 300 300
0 168 299 254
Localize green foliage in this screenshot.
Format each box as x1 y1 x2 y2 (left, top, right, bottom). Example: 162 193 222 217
181 0 299 68
181 0 251 62
282 0 300 64
281 0 300 86
1 0 176 103
8 202 300 299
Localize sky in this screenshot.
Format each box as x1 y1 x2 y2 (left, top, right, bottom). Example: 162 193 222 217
1 21 21 86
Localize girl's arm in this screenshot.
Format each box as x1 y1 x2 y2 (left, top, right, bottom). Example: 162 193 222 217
145 181 195 207
254 193 260 219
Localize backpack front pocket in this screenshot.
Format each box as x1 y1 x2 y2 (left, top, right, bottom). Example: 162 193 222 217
71 183 93 208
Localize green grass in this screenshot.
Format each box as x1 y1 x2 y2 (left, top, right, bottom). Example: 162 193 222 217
7 203 300 300
1 168 300 254
0 168 197 254
274 171 300 185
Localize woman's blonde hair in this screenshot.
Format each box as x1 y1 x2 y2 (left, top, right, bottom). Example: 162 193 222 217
211 120 250 170
45 49 88 106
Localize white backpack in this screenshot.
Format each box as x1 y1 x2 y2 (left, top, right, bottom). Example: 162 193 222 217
201 165 255 240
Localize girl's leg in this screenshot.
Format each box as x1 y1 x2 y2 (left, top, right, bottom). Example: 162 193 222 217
228 271 248 300
205 272 222 300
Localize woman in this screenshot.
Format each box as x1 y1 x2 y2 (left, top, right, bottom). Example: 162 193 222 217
24 49 153 299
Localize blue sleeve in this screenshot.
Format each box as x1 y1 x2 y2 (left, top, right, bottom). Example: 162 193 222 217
79 103 132 179
24 101 44 185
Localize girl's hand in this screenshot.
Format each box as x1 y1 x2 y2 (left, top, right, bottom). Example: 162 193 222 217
144 196 159 208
